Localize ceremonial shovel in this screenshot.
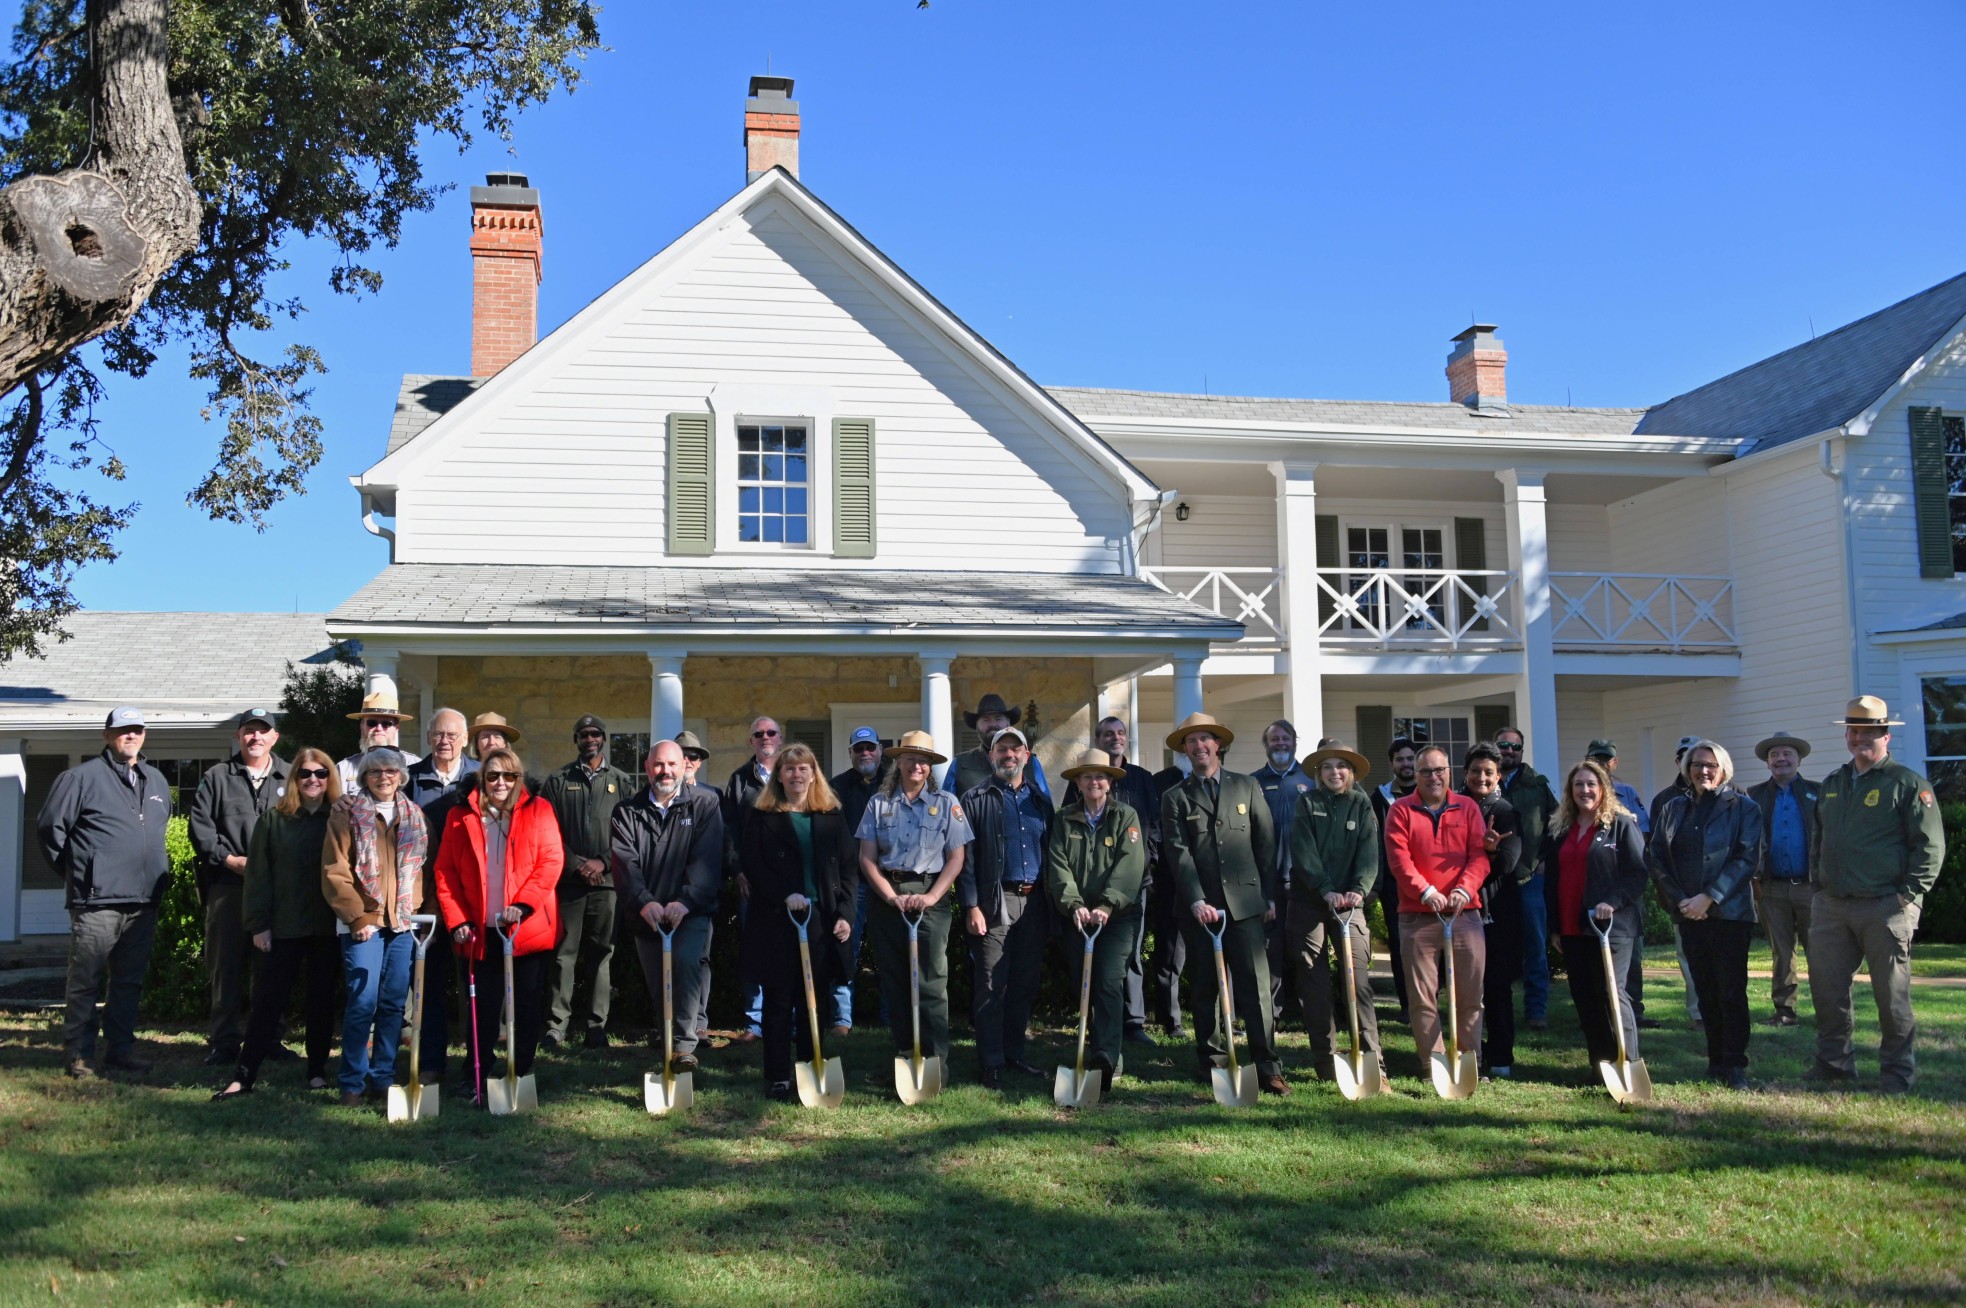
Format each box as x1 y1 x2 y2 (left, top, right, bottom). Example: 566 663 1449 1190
791 904 845 1109
643 920 693 1115
894 907 942 1104
387 915 440 1123
1204 913 1258 1108
1429 907 1479 1101
486 921 538 1115
1591 913 1653 1105
1332 916 1383 1101
1054 919 1105 1109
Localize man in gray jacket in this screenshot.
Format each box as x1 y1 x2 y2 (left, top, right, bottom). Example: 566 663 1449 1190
38 707 172 1079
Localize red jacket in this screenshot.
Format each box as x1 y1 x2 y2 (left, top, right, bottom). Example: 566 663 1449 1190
434 787 564 961
1385 792 1489 914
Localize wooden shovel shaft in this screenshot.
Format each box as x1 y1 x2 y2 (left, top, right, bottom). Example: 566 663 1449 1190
1210 923 1239 1080
907 913 925 1079
1072 929 1097 1082
1339 918 1364 1080
660 928 675 1095
793 911 826 1080
1440 911 1459 1063
501 928 518 1100
1596 921 1629 1066
407 952 425 1094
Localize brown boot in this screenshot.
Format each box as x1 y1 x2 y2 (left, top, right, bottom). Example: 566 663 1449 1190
1260 1072 1291 1096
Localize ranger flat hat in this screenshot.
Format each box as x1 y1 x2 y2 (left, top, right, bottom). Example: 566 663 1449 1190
1303 737 1370 780
1754 730 1813 762
469 710 523 743
1165 712 1235 752
887 729 947 765
347 691 414 723
1060 747 1126 782
672 730 710 761
1834 695 1904 727
963 693 1022 729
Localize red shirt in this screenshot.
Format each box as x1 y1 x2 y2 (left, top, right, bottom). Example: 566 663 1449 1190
1556 823 1594 936
1384 791 1488 914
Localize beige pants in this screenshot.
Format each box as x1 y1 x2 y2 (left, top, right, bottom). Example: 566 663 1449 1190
1399 912 1485 1077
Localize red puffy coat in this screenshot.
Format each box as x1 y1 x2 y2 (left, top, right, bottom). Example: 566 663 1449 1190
435 786 564 961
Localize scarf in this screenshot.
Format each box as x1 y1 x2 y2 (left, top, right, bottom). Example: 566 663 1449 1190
347 792 428 926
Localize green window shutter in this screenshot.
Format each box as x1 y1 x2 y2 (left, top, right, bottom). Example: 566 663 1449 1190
1473 704 1512 749
1314 513 1339 627
1356 705 1393 774
832 417 877 558
1909 406 1954 579
1454 517 1489 631
667 412 715 556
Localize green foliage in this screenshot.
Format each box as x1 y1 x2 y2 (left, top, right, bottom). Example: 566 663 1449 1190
140 817 204 1022
1920 802 1966 944
274 646 365 762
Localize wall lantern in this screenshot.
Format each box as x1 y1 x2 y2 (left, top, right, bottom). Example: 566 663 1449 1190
1174 501 1191 522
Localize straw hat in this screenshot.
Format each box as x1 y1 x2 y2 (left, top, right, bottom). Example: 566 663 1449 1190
1833 696 1904 727
1165 712 1234 752
1754 730 1813 762
1060 747 1126 782
1303 737 1370 780
887 729 947 765
963 692 1022 729
469 711 523 743
346 691 413 723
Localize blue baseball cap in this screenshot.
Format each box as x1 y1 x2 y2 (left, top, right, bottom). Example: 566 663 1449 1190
849 726 881 748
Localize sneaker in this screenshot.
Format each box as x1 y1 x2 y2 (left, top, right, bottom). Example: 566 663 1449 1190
1803 1060 1855 1083
65 1057 94 1080
584 1028 609 1051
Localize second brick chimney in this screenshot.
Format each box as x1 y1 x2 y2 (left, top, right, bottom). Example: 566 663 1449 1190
1446 324 1507 409
744 75 800 181
470 171 543 377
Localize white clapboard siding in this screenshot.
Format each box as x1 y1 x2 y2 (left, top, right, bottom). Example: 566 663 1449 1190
393 201 1130 570
1605 476 1730 575
1546 503 1610 573
1152 496 1280 569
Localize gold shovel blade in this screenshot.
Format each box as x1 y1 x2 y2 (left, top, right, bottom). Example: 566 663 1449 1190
386 1082 440 1123
1209 1056 1259 1108
893 1054 942 1105
487 1073 538 1116
797 1057 846 1109
1333 1052 1384 1102
1053 1065 1102 1109
1430 1050 1478 1101
1598 1056 1654 1105
644 1070 693 1115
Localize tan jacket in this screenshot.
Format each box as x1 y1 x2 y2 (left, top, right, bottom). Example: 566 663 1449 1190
322 809 419 932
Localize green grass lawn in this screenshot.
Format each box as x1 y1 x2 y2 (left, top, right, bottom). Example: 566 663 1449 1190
3 966 1963 1307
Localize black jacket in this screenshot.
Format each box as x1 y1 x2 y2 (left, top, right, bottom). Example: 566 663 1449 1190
405 755 478 861
1463 790 1523 917
830 759 895 837
956 777 1056 927
1649 787 1762 924
1538 813 1649 939
38 751 172 908
187 752 291 892
737 807 859 977
611 784 725 931
722 757 769 878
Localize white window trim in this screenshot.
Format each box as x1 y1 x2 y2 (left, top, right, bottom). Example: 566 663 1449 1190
708 383 836 556
828 702 922 775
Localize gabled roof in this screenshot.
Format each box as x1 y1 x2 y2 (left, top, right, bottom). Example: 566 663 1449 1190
1636 271 1966 453
365 168 1158 503
1048 386 1649 438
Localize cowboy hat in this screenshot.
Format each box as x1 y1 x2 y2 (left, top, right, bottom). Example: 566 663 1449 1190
1754 730 1813 762
1303 737 1370 780
346 691 413 723
1060 747 1126 783
1165 712 1235 752
887 729 947 765
1833 695 1904 728
469 711 523 743
962 693 1022 729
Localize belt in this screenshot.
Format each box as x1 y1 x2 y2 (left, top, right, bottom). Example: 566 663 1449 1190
881 869 933 883
1766 875 1812 884
1002 881 1039 897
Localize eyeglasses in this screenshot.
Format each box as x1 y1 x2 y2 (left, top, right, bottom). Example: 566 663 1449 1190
429 730 461 741
294 767 331 780
485 770 520 783
752 728 780 739
1686 761 1721 772
362 718 397 730
1417 766 1450 777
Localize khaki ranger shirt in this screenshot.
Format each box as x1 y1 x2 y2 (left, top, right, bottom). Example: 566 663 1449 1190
1161 770 1277 922
1288 786 1380 901
1811 754 1945 903
1045 800 1148 915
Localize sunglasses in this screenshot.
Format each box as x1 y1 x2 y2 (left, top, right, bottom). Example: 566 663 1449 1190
1496 742 1522 751
576 730 605 740
294 767 331 780
850 743 881 753
362 718 398 730
752 728 780 739
484 770 520 783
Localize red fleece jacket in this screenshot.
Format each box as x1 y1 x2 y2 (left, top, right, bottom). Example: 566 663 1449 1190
1385 792 1489 914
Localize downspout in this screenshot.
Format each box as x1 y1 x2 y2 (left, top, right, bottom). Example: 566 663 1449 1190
1819 432 1860 693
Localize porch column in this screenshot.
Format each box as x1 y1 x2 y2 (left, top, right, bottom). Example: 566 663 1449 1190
364 646 401 705
649 653 686 744
0 742 21 943
918 654 954 786
1172 654 1205 724
1498 469 1559 772
1270 459 1323 742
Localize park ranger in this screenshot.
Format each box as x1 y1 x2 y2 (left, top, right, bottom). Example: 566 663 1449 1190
1045 748 1150 1092
857 730 974 1076
1160 712 1287 1096
1806 696 1945 1095
1286 738 1384 1083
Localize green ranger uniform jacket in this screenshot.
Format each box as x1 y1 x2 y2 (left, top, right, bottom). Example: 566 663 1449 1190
1287 786 1380 901
1811 754 1945 903
1045 800 1148 916
539 758 639 894
1502 763 1557 886
1161 770 1276 922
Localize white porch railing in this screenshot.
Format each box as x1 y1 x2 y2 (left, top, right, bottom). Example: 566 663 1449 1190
1550 573 1738 651
1139 567 1285 645
1312 568 1520 649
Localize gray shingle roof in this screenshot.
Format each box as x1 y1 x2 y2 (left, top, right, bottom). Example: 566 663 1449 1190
0 613 342 721
1047 386 1651 437
389 375 483 454
1636 271 1966 453
330 565 1236 634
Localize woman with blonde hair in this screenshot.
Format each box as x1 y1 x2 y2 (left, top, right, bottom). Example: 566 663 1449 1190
739 742 856 1101
213 747 342 1100
1538 758 1648 1079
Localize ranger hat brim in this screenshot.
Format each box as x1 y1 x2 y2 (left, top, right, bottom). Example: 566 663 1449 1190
1060 748 1126 782
1303 738 1370 780
887 729 947 766
1165 712 1234 752
1833 696 1904 727
1754 731 1813 762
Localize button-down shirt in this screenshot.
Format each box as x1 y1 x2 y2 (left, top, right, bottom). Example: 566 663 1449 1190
1768 781 1808 879
855 785 975 876
999 781 1046 885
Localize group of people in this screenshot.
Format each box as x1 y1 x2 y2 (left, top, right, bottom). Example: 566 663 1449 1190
36 684 1942 1106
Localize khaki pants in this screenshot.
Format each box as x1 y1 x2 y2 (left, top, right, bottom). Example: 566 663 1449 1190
1809 892 1918 1090
1286 899 1380 1071
1756 878 1815 1019
1399 912 1485 1078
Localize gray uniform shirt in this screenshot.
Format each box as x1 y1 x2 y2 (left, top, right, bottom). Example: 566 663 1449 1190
855 786 975 875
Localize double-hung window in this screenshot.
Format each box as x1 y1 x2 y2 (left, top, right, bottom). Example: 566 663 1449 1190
736 422 811 547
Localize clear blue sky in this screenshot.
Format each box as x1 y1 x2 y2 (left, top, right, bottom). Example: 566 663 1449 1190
35 0 1966 614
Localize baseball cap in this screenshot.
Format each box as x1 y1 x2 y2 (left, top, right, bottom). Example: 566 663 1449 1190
573 714 607 736
1587 738 1616 759
104 706 146 731
849 726 881 748
236 706 278 730
989 726 1029 748
1675 735 1700 757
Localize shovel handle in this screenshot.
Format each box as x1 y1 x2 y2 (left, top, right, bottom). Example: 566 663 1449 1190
1203 910 1227 947
409 913 438 958
788 902 813 939
1080 917 1103 949
493 917 516 955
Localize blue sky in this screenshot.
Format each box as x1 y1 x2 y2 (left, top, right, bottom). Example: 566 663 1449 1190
35 0 1966 614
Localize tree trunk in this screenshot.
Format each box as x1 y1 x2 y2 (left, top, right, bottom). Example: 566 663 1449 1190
0 0 200 396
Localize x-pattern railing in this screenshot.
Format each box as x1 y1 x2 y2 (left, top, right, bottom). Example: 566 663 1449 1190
1139 567 1285 643
1549 573 1737 649
1311 568 1519 648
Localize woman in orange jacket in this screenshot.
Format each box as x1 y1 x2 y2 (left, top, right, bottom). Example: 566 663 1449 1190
434 747 564 1105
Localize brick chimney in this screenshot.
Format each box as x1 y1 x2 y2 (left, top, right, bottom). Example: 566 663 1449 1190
470 171 543 376
744 75 800 182
1446 324 1507 409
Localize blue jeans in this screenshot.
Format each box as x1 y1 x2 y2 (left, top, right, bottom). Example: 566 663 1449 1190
339 928 414 1095
829 880 870 1028
1519 872 1550 1021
